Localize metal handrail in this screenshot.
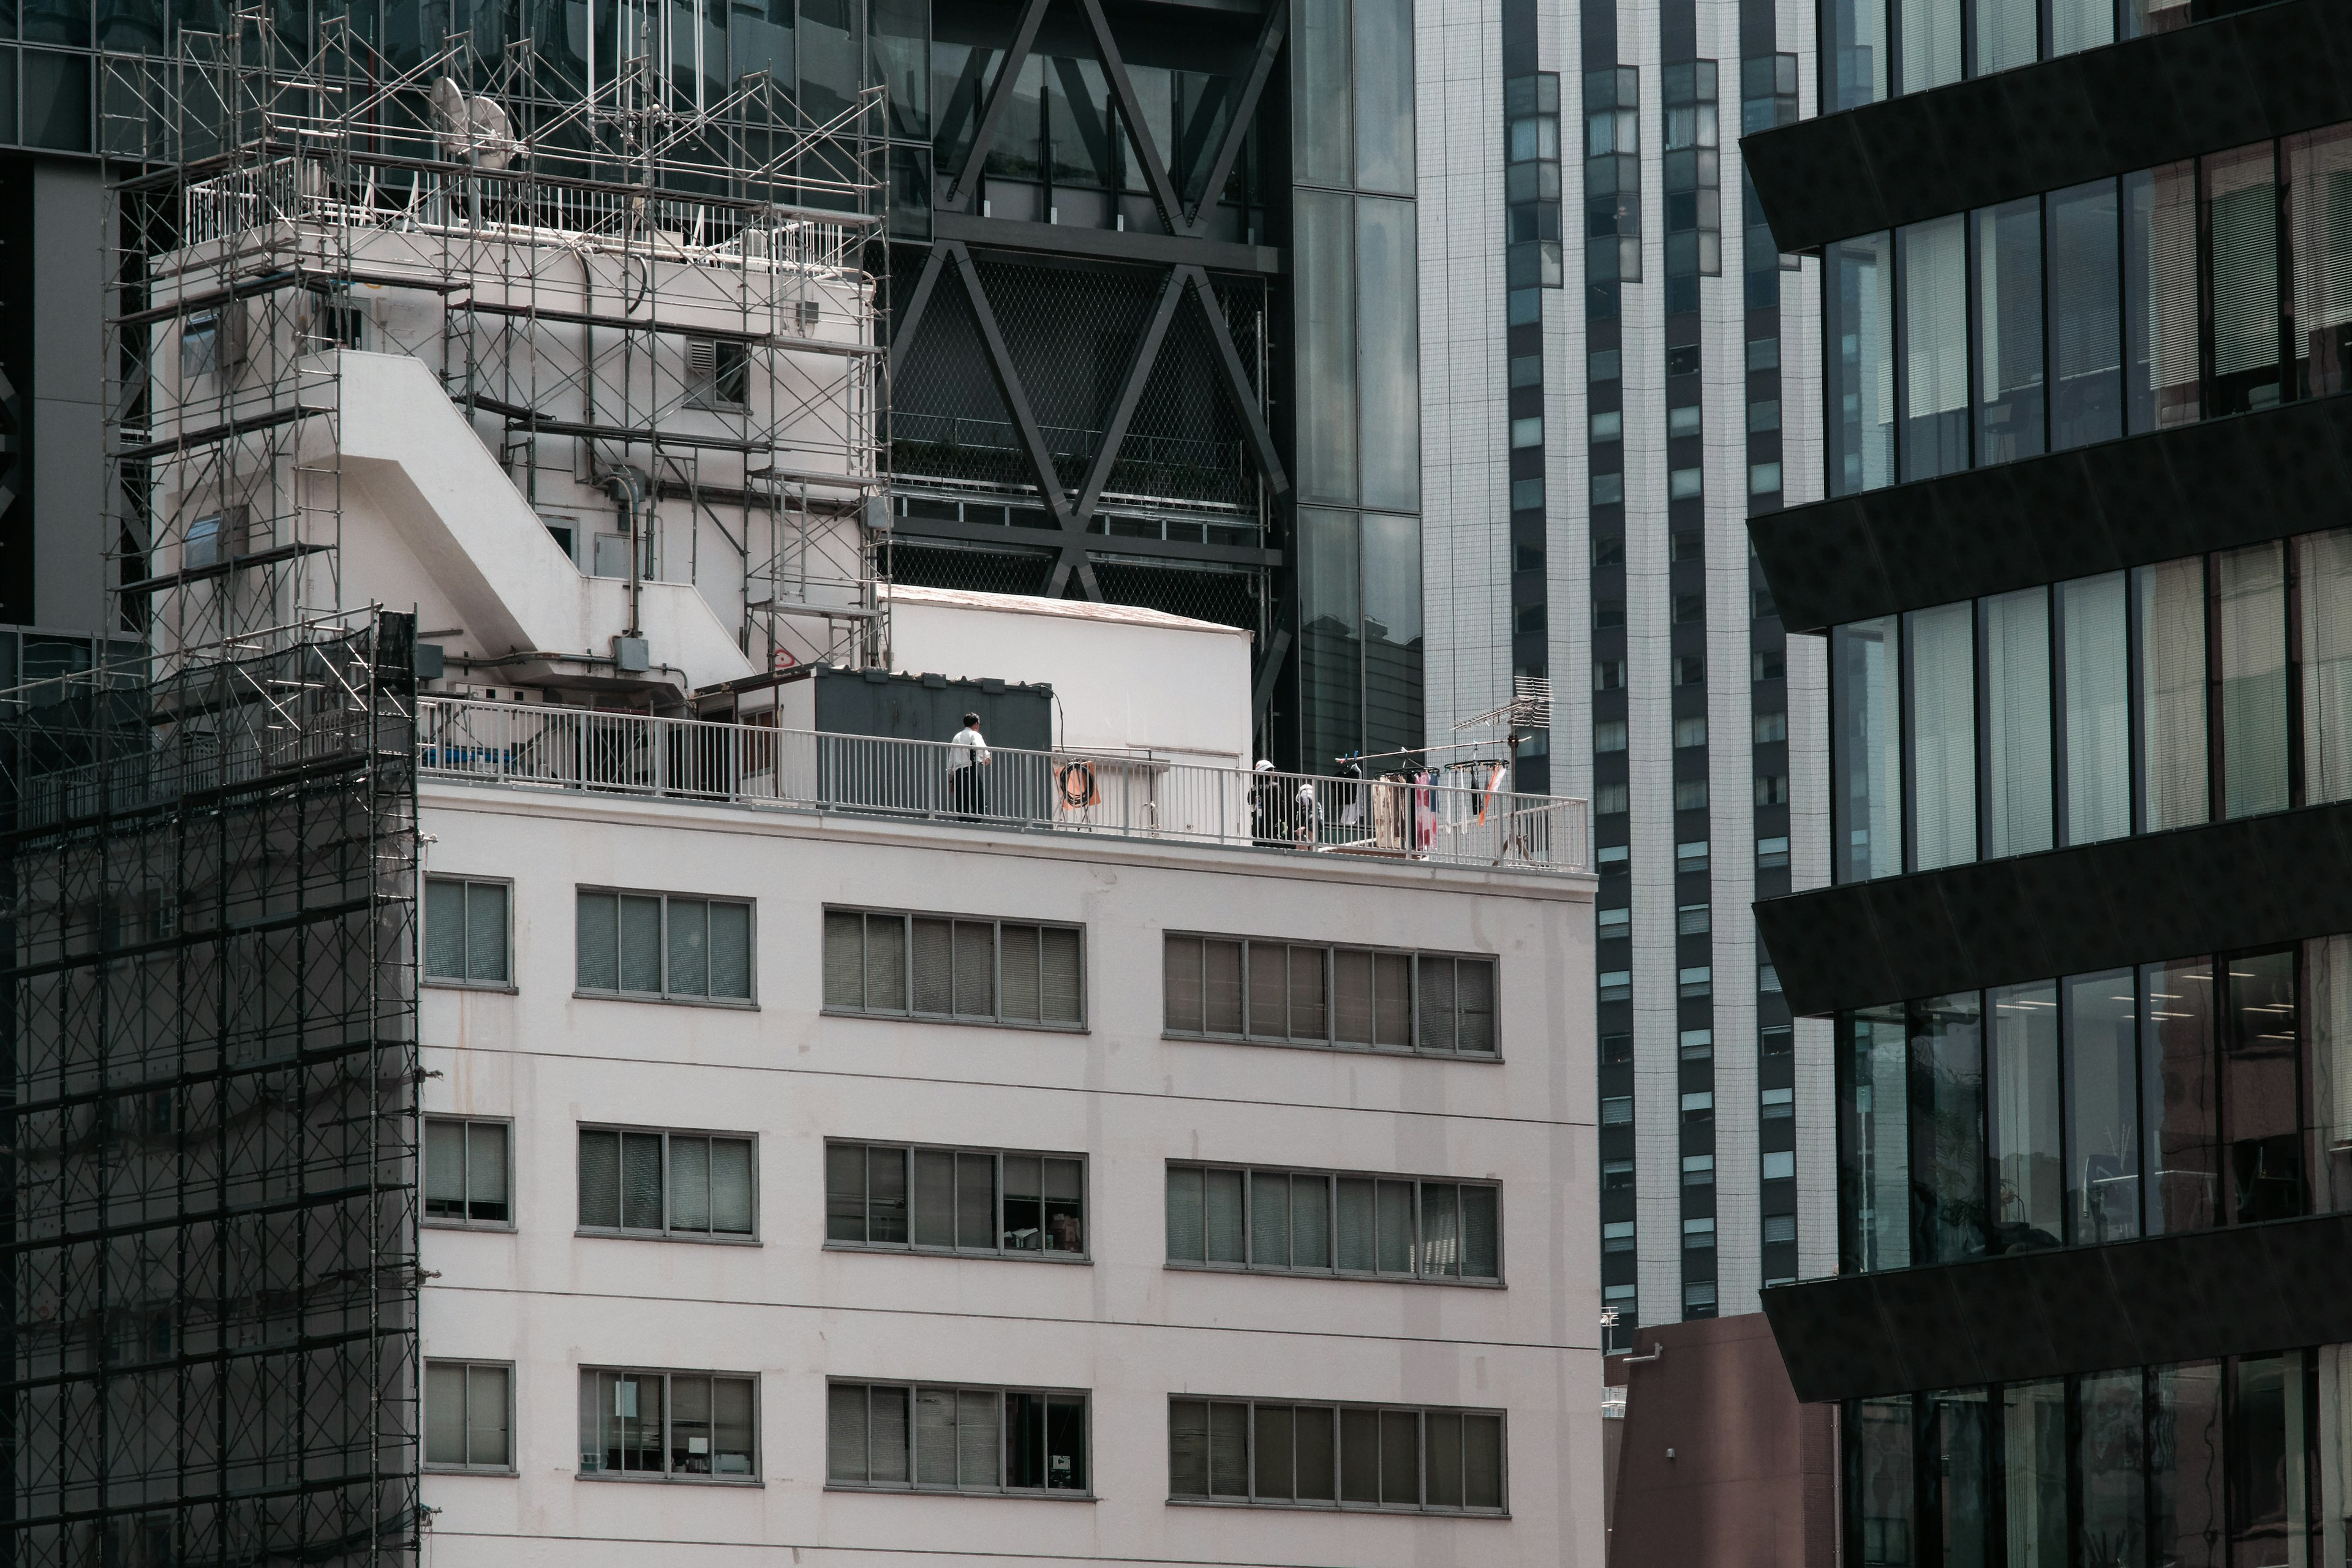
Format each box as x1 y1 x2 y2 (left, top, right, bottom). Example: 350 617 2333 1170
415 698 1590 875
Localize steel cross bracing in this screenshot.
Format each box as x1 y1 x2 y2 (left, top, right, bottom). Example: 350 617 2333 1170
889 0 1294 606
0 614 421 1568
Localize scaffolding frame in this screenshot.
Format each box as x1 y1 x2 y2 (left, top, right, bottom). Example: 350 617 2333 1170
102 13 891 682
1 611 421 1568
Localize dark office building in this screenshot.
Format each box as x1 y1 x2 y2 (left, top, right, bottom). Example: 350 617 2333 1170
1743 0 2352 1561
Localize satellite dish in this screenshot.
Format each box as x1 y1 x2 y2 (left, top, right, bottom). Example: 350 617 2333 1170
431 78 517 171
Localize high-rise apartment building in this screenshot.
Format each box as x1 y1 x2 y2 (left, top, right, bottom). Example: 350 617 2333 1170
1746 0 2352 1559
1422 0 1831 1348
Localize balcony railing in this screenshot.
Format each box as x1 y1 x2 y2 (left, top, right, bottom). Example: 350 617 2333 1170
417 698 1589 875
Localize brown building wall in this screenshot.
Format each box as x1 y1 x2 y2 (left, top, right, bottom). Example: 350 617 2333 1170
1607 1313 1839 1568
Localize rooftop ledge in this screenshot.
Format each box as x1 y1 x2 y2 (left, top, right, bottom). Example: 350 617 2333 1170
418 698 1593 877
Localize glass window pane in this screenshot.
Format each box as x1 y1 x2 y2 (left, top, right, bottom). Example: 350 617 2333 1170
1336 1176 1377 1270
1908 601 1978 870
1991 982 2064 1252
1829 233 1896 496
2225 951 2304 1223
1973 198 2045 467
1374 953 1412 1047
870 1385 909 1484
426 1362 467 1464
1924 1389 1991 1568
1043 1158 1084 1254
1205 940 1244 1035
1376 1180 1413 1272
1853 1396 1917 1565
827 1387 870 1487
864 913 907 1011
1041 927 1082 1024
709 1139 753 1235
466 1122 509 1223
1292 1175 1332 1268
1899 0 1959 92
1352 0 1412 193
2067 970 2142 1243
670 1137 710 1231
2146 959 2221 1235
1362 511 1424 760
1464 1414 1504 1508
958 1152 996 1250
1302 508 1363 767
2207 143 2282 416
1204 1167 1245 1264
826 1144 867 1243
1841 1005 1912 1272
2062 572 2132 844
469 1364 511 1468
1900 215 1970 481
1164 937 1204 1032
2219 543 2290 819
911 1149 954 1247
2078 1371 2146 1567
2310 935 2352 1213
1833 617 1902 881
2139 558 2211 829
912 918 953 1012
712 1377 753 1476
622 1131 665 1231
577 891 619 990
2003 1381 2067 1568
2231 1355 2302 1566
619 895 662 993
467 881 509 983
1248 943 1287 1039
1974 0 2035 74
1335 949 1376 1042
1986 589 2056 858
1911 993 1986 1264
1166 1166 1205 1262
1296 1406 1338 1501
1249 1170 1289 1267
671 1375 712 1474
1340 1408 1381 1502
1425 1410 1464 1508
1462 1186 1499 1278
1826 0 1886 110
1379 1409 1420 1506
1254 1404 1295 1500
2301 530 2352 804
1044 1395 1085 1491
1003 1155 1044 1251
952 921 995 1018
2290 126 2352 398
1419 1183 1462 1277
2050 179 2124 449
2125 162 2202 432
867 1145 908 1244
2154 1362 2225 1568
425 879 466 979
1293 0 1350 187
1209 1402 1250 1496
1289 946 1329 1041
426 1121 466 1219
1297 191 1358 504
1169 1400 1210 1496
916 1387 956 1487
999 924 1041 1022
579 1129 621 1229
1358 199 1421 512
960 1389 999 1488
1457 959 1495 1052
708 901 750 999
2051 0 2113 53
1417 956 1457 1051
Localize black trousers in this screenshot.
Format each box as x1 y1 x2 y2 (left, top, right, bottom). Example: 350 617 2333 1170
951 767 984 818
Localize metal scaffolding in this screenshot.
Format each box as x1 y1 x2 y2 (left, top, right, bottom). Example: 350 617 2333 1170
102 14 891 684
1 611 421 1568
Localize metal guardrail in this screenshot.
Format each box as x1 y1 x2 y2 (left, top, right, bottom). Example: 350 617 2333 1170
416 698 1589 875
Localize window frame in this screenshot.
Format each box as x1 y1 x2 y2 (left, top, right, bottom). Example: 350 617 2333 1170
1165 1395 1509 1515
821 905 1088 1032
1159 932 1502 1060
824 1379 1094 1498
573 886 758 1007
1163 1161 1505 1287
423 873 516 992
424 1357 518 1474
575 1122 761 1245
424 1114 516 1232
824 1140 1091 1262
578 1365 762 1483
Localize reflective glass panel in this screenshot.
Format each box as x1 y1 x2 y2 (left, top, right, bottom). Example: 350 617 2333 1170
1902 214 1970 481
1991 982 2063 1252
2144 957 2220 1236
1973 197 2045 466
1986 589 2055 858
2050 179 2124 450
2066 969 2141 1243
1908 601 1977 871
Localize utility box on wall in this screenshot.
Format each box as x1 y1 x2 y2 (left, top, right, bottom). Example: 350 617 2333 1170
810 666 1054 753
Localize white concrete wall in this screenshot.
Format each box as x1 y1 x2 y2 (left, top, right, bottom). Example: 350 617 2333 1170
414 783 1602 1568
883 587 1254 765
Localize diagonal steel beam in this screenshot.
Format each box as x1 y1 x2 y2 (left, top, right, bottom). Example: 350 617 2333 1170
890 243 950 353
1077 0 1185 235
1047 268 1185 597
949 0 1055 209
946 241 1102 600
1188 0 1290 236
1179 265 1290 498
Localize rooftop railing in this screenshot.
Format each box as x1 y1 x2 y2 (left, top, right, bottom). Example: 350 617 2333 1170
417 697 1589 875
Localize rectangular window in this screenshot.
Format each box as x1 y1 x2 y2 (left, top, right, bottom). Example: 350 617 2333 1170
1165 1164 1501 1283
1972 196 2045 467
824 908 1083 1028
2289 126 2352 398
2138 556 2210 829
2049 177 2123 450
578 1126 757 1240
581 1368 757 1479
426 876 511 986
1985 588 2055 858
1684 1155 1716 1185
1763 1150 1795 1180
2062 571 2132 845
1678 967 1713 998
2218 542 2290 820
2206 143 2281 417
1990 981 2064 1250
1162 935 1496 1057
1907 600 1978 870
2304 529 2352 805
1833 616 1901 881
827 1143 1085 1257
1828 232 1894 494
1167 1397 1504 1512
425 1117 512 1228
576 889 753 1003
426 1360 513 1471
1901 214 1970 482
828 1382 1088 1494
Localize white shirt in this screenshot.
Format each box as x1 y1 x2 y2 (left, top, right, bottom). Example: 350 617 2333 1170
949 726 990 772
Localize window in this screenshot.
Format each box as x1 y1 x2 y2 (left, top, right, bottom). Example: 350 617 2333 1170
426 1360 513 1471
1678 966 1713 998
1674 716 1708 748
1749 461 1784 494
1757 834 1791 869
1164 1164 1501 1283
581 1368 757 1479
578 1126 756 1240
426 876 511 987
576 889 753 1003
1684 1281 1717 1311
1603 1221 1635 1252
1749 399 1781 432
1510 415 1544 448
824 908 1082 1027
1595 783 1629 815
1602 1096 1634 1125
1754 709 1787 742
1681 1028 1714 1059
1161 936 1497 1057
1598 907 1630 937
1602 1030 1634 1064
1603 1159 1635 1191
1677 904 1711 936
687 337 752 410
1681 1091 1715 1123
1590 410 1623 441
1676 840 1711 873
1760 963 1782 993
827 1382 1088 1494
1763 1150 1795 1180
181 306 243 379
1757 772 1790 805
1674 779 1709 810
827 1143 1085 1257
1668 467 1703 499
426 1117 511 1227
1167 1397 1505 1513
1762 1025 1795 1055
1596 720 1629 752
1684 1155 1716 1185
1763 1213 1797 1243
1593 473 1624 505
1683 1217 1716 1248
1599 970 1632 1002
1762 1087 1795 1118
